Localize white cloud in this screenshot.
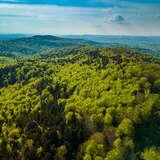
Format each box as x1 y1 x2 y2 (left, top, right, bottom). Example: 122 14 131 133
108 14 125 23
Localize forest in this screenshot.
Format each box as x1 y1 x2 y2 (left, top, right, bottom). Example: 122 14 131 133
0 41 160 160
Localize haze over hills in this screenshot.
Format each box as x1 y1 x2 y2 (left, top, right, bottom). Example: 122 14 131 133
0 34 160 57
61 35 160 57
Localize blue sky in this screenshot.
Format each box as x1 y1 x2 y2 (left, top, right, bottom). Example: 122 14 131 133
0 0 160 35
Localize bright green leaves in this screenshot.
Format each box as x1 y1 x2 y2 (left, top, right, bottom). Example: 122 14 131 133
116 118 134 138
55 145 67 160
0 46 160 160
141 147 160 160
105 149 123 160
104 113 113 126
83 133 106 160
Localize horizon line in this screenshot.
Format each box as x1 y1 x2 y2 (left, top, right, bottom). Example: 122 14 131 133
1 33 160 37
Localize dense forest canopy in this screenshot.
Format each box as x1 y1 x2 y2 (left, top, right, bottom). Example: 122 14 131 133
0 39 160 160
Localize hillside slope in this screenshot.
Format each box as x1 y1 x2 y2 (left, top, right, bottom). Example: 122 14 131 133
0 35 99 56
0 46 160 160
62 35 160 57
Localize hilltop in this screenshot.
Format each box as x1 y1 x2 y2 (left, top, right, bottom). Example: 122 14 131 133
0 35 99 57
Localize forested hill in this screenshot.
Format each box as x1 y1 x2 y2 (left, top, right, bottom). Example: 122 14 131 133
62 35 160 57
0 35 99 56
0 46 160 160
0 35 160 59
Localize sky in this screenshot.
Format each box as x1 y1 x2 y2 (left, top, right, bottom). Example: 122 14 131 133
0 0 160 35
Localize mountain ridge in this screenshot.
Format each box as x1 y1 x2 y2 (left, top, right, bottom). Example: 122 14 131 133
0 35 100 56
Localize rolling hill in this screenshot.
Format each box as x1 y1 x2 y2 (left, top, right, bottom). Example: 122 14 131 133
0 35 100 56
1 35 160 58
61 35 160 57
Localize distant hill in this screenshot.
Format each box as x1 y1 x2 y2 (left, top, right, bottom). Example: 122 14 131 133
61 35 160 57
0 35 100 56
1 34 160 58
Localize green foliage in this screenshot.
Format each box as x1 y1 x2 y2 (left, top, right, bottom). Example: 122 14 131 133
116 118 134 137
141 147 160 160
105 149 123 160
0 35 98 57
0 46 160 160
